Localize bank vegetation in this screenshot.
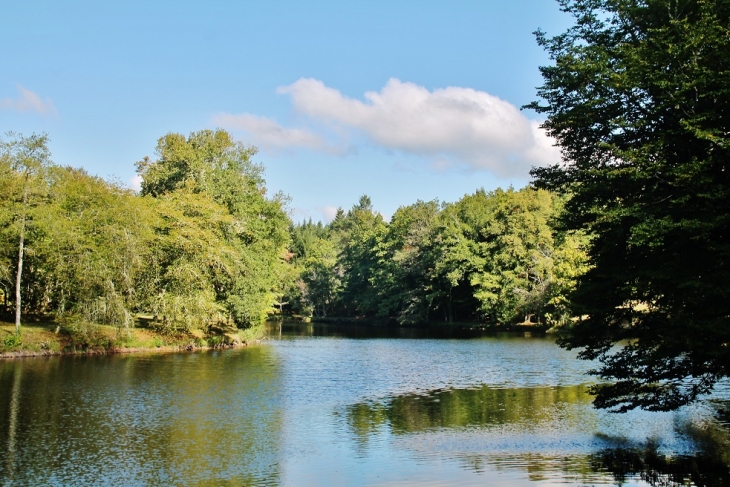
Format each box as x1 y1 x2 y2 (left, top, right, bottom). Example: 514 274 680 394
1 129 588 356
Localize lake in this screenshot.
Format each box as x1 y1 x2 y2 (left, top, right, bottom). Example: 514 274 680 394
1 322 729 486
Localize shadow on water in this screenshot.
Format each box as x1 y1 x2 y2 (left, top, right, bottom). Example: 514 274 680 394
347 385 730 486
605 401 730 487
588 443 730 487
266 320 545 340
589 405 730 487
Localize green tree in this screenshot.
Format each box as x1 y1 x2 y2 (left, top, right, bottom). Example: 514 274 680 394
299 234 342 318
427 188 577 325
38 167 152 330
427 194 485 323
0 133 52 334
136 129 290 329
337 196 387 317
375 200 440 324
469 189 555 324
137 187 239 332
529 0 730 411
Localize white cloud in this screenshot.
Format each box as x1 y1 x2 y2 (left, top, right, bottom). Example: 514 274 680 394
290 205 341 223
129 174 143 192
212 112 341 154
213 79 559 178
278 78 559 177
0 85 57 116
317 205 339 222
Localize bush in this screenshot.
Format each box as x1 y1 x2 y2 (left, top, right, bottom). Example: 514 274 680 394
57 313 115 350
3 333 22 350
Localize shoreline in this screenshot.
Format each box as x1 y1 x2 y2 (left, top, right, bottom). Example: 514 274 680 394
0 318 268 360
308 316 550 332
2 319 551 360
0 339 260 360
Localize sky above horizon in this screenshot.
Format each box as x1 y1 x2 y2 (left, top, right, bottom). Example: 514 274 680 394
1 1 572 222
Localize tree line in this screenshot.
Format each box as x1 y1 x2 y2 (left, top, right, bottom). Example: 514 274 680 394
284 190 588 326
0 130 290 338
4 0 728 415
0 129 588 338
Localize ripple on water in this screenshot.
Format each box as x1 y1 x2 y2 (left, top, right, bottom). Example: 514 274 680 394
1 325 729 487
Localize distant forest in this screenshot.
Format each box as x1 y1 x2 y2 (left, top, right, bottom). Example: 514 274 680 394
1 129 587 336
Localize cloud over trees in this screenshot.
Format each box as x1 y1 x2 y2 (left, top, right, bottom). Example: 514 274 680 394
215 78 559 177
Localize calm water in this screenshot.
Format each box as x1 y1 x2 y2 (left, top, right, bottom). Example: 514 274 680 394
1 322 729 486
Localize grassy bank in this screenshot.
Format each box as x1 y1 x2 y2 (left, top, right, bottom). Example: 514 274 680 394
0 318 266 359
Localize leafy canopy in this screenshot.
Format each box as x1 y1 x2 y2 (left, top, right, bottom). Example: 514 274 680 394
286 189 585 327
529 0 730 411
136 129 290 329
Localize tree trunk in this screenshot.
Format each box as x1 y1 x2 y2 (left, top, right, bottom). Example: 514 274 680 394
14 186 28 335
447 287 454 323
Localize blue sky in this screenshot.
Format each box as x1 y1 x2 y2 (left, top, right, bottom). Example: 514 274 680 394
1 1 572 222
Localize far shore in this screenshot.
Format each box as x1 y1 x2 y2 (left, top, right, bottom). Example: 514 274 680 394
307 316 551 332
2 316 553 360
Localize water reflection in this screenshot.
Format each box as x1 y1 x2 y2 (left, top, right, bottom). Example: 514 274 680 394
348 384 730 486
2 323 730 486
589 444 730 487
0 349 284 486
266 320 535 339
348 384 591 434
587 403 730 487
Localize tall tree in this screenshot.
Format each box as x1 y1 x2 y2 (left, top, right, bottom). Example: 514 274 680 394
137 187 239 332
427 188 577 325
529 0 730 411
0 133 52 334
297 233 342 318
136 129 290 329
469 189 562 325
337 195 387 317
376 200 440 324
39 167 154 330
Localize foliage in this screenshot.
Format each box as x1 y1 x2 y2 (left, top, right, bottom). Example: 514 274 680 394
3 333 23 349
0 132 53 333
38 168 151 330
528 0 730 411
375 199 440 324
428 188 584 325
137 188 235 332
56 313 117 351
136 129 290 331
336 195 388 317
287 216 344 318
287 189 587 327
0 129 288 340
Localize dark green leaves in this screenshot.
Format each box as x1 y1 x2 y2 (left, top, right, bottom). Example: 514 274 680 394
532 0 730 411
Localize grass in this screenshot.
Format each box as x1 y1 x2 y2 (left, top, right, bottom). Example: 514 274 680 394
0 316 267 357
0 321 61 354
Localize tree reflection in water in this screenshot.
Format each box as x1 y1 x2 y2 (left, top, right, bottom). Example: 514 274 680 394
347 386 730 486
590 445 729 487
